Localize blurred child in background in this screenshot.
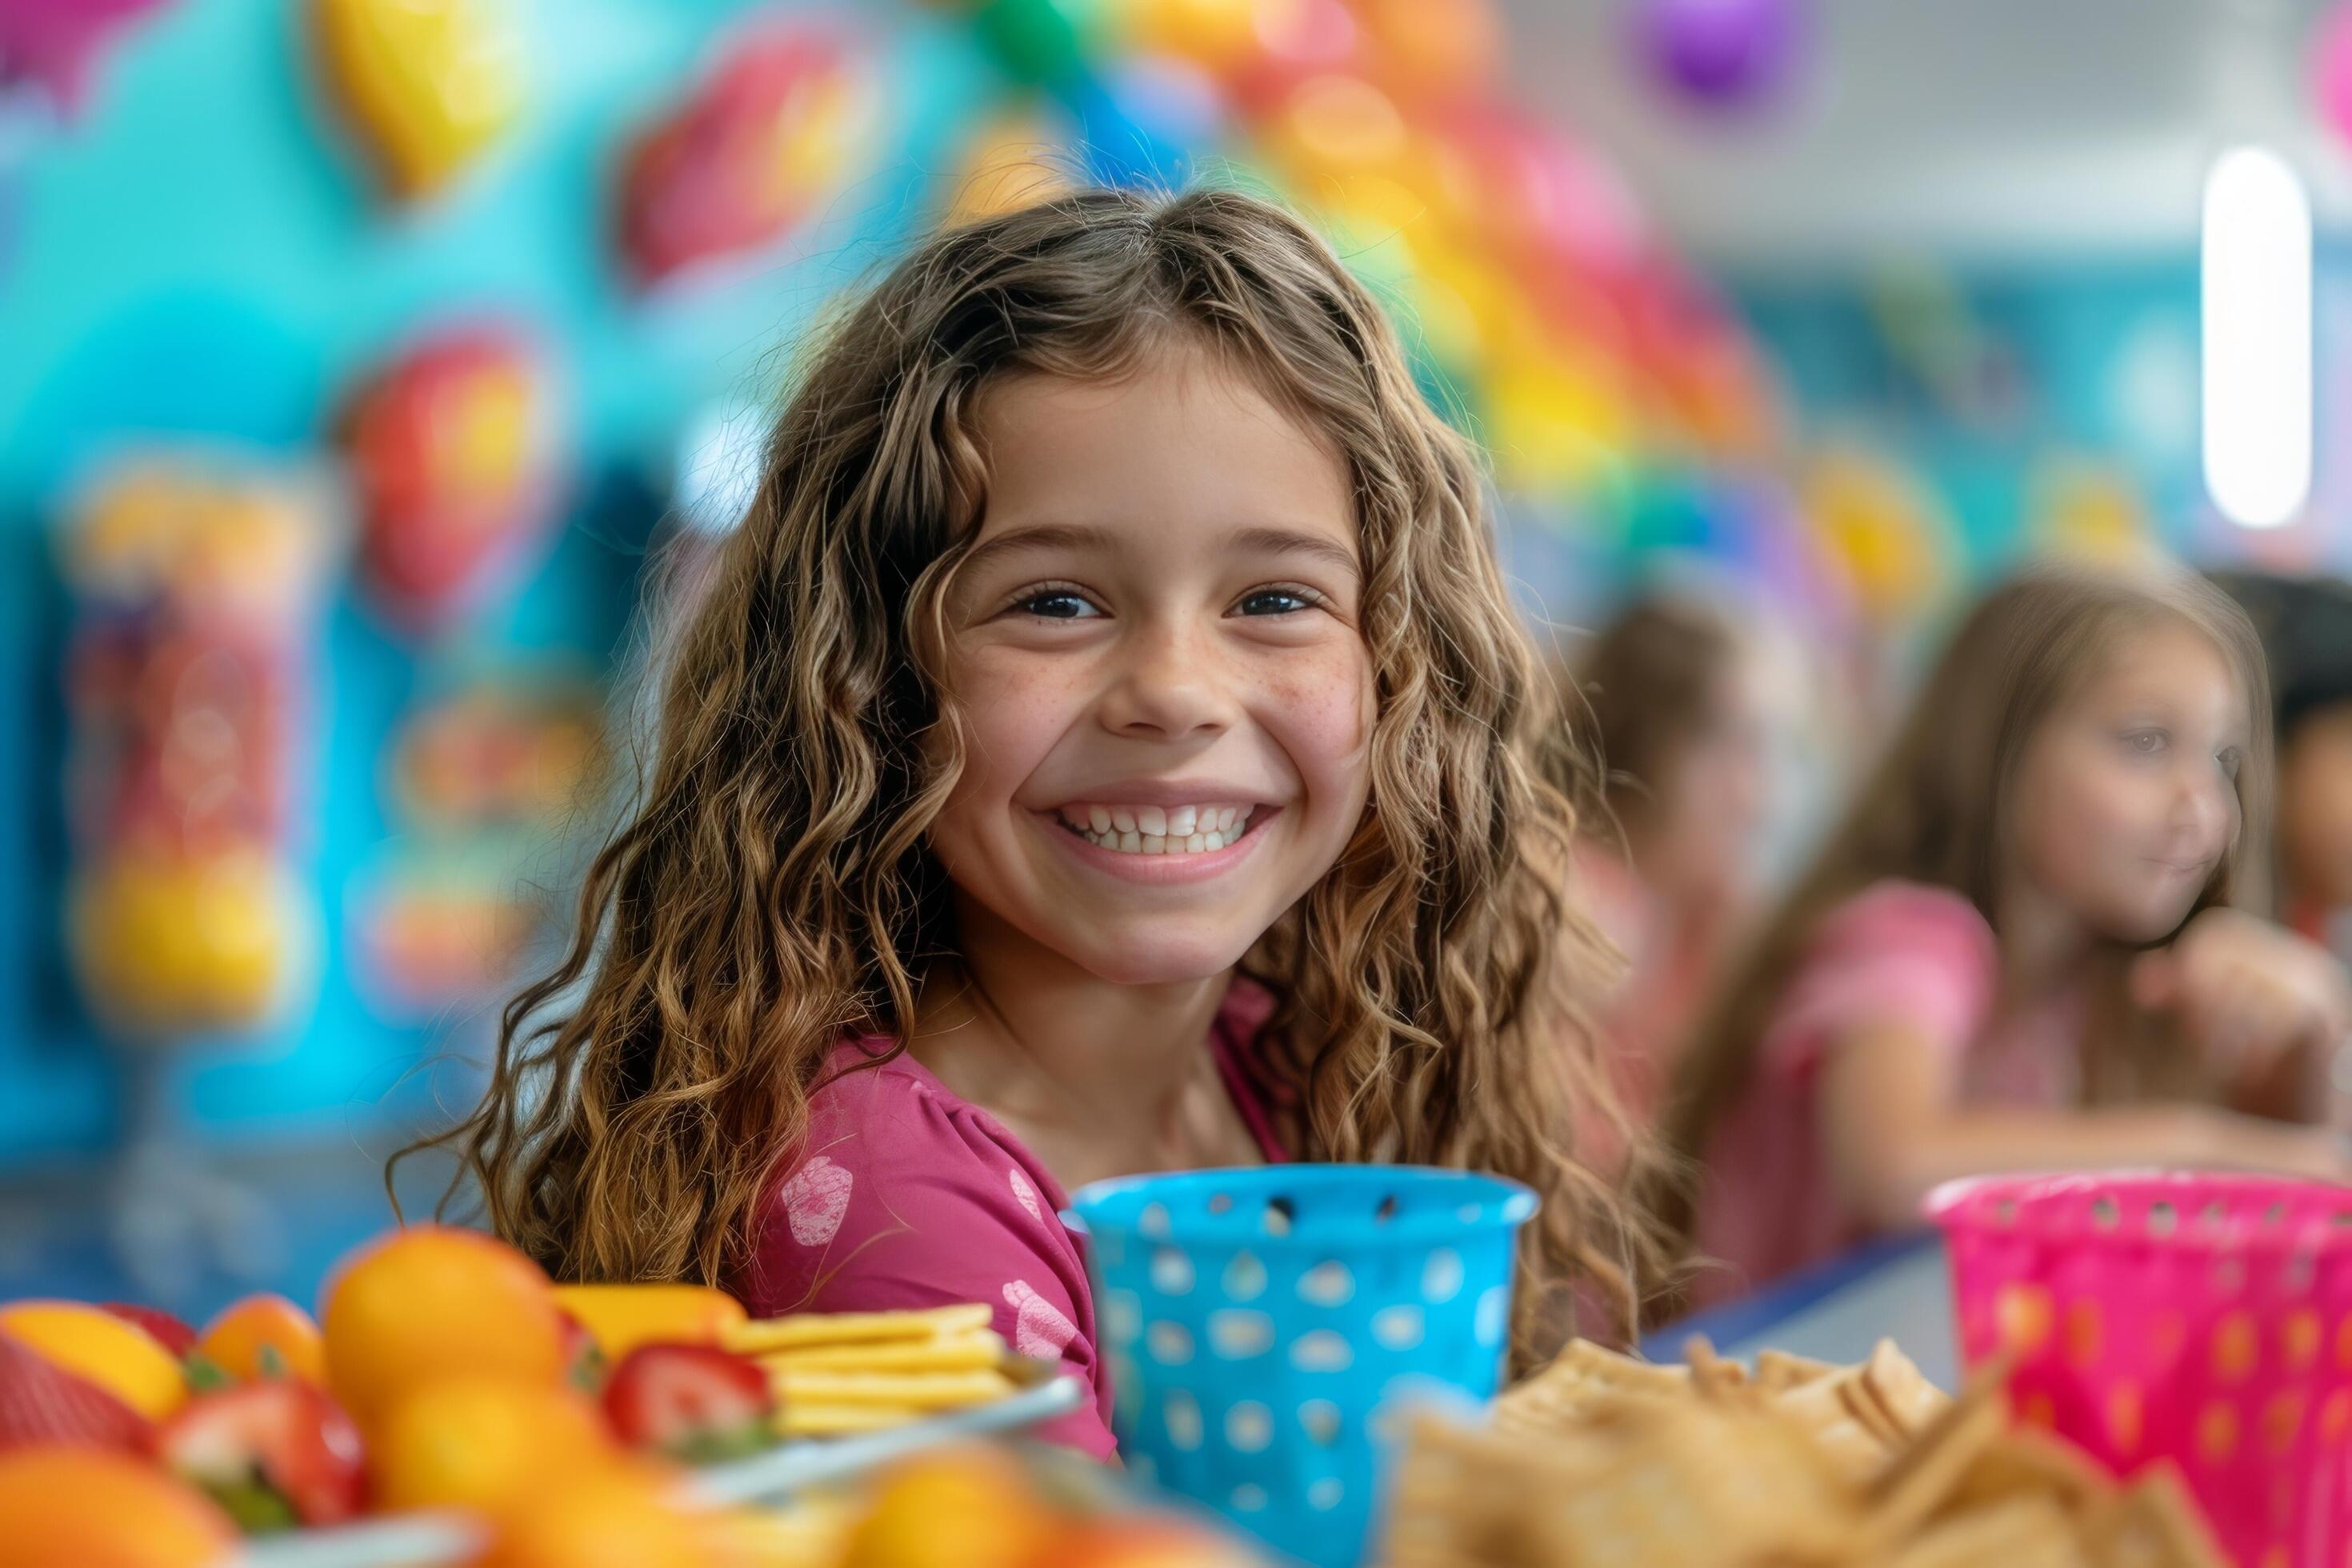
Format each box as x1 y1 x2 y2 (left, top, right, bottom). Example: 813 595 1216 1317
2213 571 2352 959
1659 562 2352 1301
1568 593 1783 1134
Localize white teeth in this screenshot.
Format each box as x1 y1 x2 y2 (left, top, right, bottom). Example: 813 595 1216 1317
1063 803 1257 857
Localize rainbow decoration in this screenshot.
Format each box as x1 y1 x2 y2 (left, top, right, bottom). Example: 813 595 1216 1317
933 0 1793 569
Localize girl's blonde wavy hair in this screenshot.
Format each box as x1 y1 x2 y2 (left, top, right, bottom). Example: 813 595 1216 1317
402 186 1663 1353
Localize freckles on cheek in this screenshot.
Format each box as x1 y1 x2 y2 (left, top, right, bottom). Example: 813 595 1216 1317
1269 648 1377 770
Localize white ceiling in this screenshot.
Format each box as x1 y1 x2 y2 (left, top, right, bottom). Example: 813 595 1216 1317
1501 0 2352 266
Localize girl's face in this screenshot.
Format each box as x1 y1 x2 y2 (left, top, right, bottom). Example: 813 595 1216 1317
1647 654 1782 906
2010 621 2249 945
929 347 1376 986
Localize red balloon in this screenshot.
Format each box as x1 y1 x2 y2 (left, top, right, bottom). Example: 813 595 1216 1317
616 23 871 286
340 323 561 632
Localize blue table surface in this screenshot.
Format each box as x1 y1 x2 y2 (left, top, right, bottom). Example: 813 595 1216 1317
1643 1230 1962 1390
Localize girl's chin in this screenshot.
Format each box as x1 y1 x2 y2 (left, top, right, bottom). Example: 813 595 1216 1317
1056 930 1258 990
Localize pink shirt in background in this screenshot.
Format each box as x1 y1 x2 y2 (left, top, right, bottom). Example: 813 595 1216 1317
1573 838 1731 1150
1693 880 2079 1298
734 981 1288 1459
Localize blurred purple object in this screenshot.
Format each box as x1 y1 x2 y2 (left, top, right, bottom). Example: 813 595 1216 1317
2317 2 2352 154
1634 0 1804 113
0 0 176 118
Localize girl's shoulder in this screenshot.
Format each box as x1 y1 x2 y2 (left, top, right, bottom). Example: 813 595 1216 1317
1763 879 2001 1070
1810 879 1996 963
748 1040 1078 1306
734 1038 1116 1456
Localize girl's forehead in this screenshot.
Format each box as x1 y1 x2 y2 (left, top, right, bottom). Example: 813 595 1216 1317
2070 618 2249 715
968 351 1356 542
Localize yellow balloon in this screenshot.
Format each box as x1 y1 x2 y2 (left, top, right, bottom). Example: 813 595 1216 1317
942 112 1072 230
314 0 526 199
1801 445 1950 618
1484 350 1634 495
1114 0 1286 73
2033 457 2150 565
72 850 299 1037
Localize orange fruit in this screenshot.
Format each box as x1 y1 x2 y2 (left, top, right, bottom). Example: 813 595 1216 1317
321 1225 568 1426
0 1445 238 1567
470 1462 709 1568
195 1293 326 1386
370 1374 617 1516
550 1283 748 1361
839 1446 1056 1568
0 1301 187 1421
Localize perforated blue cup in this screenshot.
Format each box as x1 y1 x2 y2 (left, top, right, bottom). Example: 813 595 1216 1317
1065 1165 1535 1568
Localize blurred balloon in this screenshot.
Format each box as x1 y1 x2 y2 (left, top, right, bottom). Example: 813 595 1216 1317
1798 442 1952 622
0 0 177 118
1074 54 1220 186
2033 455 2150 565
616 22 875 286
340 322 562 632
970 0 1114 88
942 108 1073 226
1258 70 1406 186
1352 0 1499 100
1117 0 1280 75
2317 2 2352 155
72 847 306 1038
1485 349 1634 497
1632 0 1806 115
311 0 523 199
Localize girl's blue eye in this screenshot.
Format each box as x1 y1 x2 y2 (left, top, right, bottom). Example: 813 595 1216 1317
2218 746 2244 780
1014 590 1100 620
1236 588 1315 616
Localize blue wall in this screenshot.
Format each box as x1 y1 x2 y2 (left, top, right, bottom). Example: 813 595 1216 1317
0 0 993 1164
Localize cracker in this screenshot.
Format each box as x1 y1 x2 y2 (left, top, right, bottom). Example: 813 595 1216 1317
754 1328 1006 1373
766 1367 1016 1410
1886 1495 2090 1568
2083 1467 2230 1568
722 1302 993 1353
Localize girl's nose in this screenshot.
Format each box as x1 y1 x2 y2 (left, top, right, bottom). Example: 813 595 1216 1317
2173 765 2232 849
1098 618 1234 742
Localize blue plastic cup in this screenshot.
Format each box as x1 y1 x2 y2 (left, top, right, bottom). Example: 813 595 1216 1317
1066 1165 1536 1567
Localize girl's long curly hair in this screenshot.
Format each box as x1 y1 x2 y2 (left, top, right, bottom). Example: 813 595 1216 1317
401 186 1665 1352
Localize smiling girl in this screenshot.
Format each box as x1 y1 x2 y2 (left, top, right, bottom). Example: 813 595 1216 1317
1658 564 2352 1301
413 189 1658 1456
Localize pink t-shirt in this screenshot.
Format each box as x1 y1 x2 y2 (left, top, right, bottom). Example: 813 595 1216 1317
733 981 1289 1459
1693 880 2080 1297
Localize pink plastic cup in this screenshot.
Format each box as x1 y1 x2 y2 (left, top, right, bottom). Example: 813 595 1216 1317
1929 1173 2352 1567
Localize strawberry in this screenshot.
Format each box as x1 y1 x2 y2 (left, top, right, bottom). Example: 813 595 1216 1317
98 1302 198 1360
0 1330 151 1453
151 1379 366 1531
601 1342 773 1464
556 1305 606 1396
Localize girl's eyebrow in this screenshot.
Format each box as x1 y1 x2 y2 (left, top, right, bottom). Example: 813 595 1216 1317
960 522 1361 578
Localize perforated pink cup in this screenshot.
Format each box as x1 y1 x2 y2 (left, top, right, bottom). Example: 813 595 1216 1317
1930 1173 2352 1567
